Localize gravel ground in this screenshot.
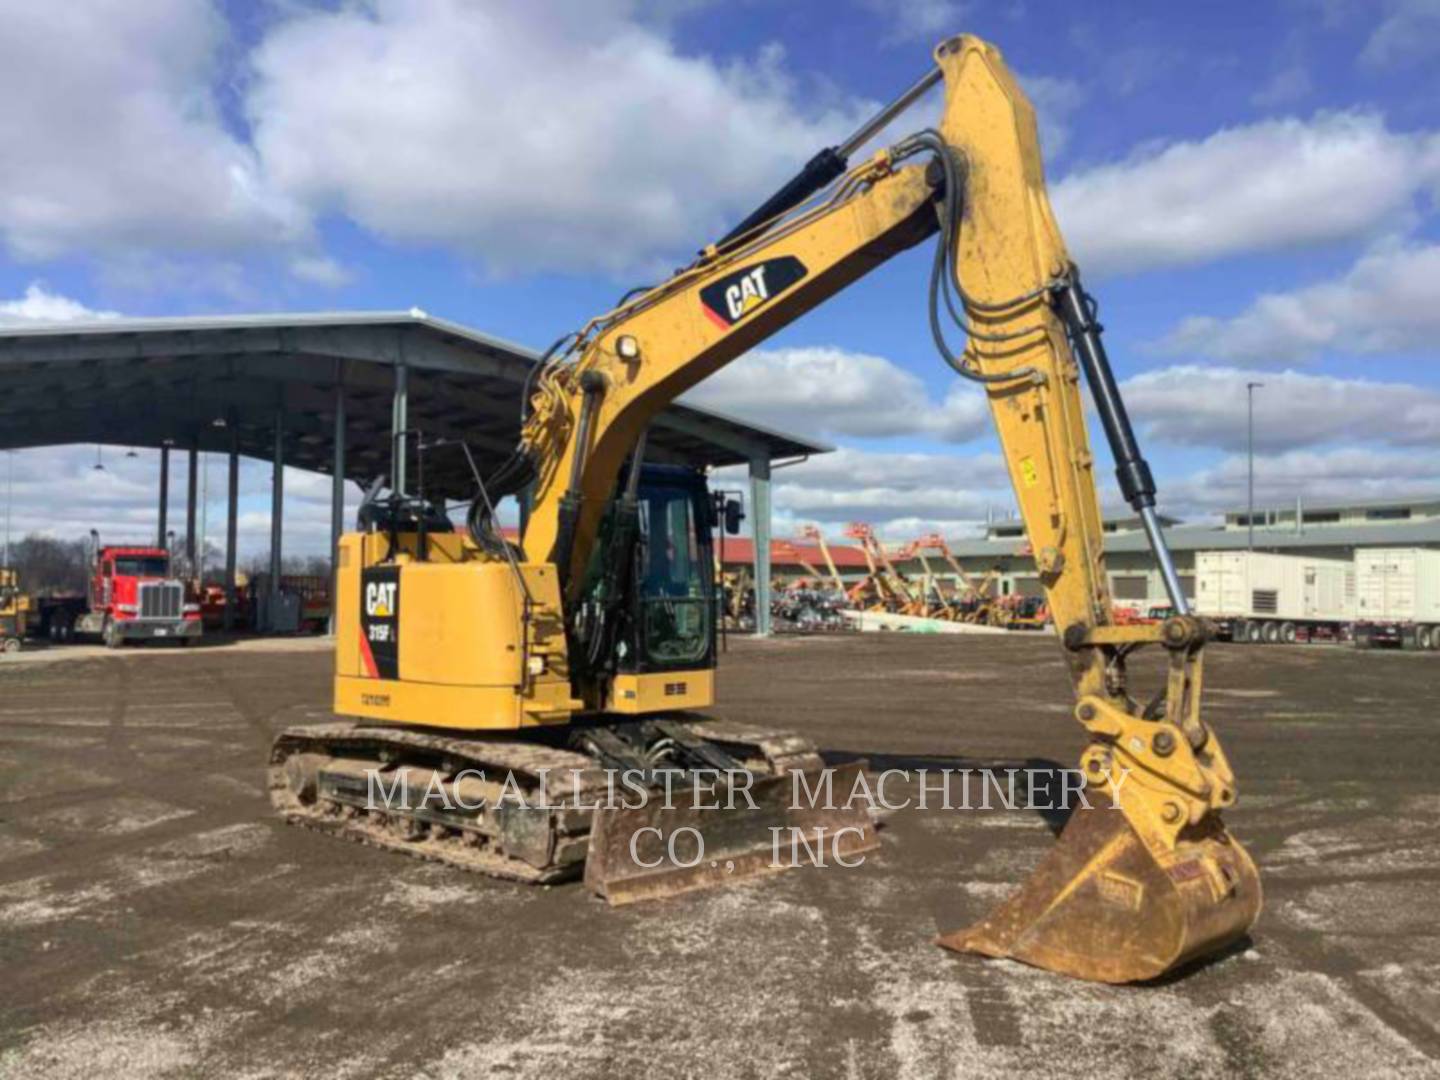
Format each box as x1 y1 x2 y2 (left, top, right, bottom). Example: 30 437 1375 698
0 633 1436 1078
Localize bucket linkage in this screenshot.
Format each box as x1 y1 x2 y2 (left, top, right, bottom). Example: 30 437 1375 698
939 616 1262 983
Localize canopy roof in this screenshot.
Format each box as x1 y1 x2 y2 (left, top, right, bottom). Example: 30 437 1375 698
0 310 828 500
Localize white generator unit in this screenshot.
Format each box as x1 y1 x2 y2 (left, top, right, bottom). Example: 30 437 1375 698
1194 551 1354 644
1353 547 1440 650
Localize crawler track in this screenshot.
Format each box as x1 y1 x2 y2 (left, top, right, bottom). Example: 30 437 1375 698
268 718 826 884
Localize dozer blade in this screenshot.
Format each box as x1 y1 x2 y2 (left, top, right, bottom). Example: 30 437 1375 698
585 760 878 905
937 797 1261 983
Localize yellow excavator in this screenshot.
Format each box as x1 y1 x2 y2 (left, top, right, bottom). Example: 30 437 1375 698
270 34 1260 984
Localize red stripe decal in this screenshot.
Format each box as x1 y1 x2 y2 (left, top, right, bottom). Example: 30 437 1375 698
701 303 730 330
358 625 379 679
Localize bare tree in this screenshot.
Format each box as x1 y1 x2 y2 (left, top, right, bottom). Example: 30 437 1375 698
239 553 332 581
7 535 91 595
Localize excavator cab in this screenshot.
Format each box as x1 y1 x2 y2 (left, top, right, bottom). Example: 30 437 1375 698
629 466 716 673
569 464 718 711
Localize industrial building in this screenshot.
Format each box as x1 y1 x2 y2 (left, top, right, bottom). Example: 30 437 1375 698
964 495 1440 604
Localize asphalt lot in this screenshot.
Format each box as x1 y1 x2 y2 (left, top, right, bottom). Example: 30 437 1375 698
1 633 1437 1078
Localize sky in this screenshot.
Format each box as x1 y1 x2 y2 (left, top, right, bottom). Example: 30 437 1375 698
2 0 1439 558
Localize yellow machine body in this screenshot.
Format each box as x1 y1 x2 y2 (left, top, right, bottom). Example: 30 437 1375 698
605 670 714 714
0 567 29 648
334 532 713 730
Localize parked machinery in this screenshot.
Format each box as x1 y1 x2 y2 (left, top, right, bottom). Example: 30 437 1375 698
993 593 1050 631
716 564 755 631
897 536 957 618
839 522 895 611
770 540 848 630
906 532 1004 624
0 568 30 652
199 575 332 634
844 522 926 614
799 525 850 602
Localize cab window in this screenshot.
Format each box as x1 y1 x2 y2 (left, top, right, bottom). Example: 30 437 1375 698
636 487 711 666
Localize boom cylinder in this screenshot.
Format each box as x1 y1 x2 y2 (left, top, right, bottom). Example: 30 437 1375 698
715 65 943 249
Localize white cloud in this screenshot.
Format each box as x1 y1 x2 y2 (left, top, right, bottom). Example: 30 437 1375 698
1360 0 1440 68
1053 112 1440 276
0 0 1082 285
0 284 117 324
1250 64 1313 109
1156 242 1440 362
1166 446 1440 517
1121 365 1440 452
0 0 303 264
0 446 358 561
857 0 971 43
681 346 989 443
246 0 872 276
288 254 354 288
715 445 1014 537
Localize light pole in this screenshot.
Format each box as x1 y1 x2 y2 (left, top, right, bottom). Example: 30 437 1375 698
1247 381 1264 550
3 450 12 568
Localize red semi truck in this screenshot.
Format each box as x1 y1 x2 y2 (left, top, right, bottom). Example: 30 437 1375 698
34 543 202 647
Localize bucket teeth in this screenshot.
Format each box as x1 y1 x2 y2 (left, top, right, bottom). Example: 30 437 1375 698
937 798 1261 984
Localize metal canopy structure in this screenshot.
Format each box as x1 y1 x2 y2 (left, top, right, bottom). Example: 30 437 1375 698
0 310 822 494
0 311 828 634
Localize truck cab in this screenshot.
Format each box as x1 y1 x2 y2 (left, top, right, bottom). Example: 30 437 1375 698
81 545 202 647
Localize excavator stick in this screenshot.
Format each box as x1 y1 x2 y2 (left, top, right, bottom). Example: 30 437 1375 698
938 796 1260 983
905 33 1263 981
585 760 877 905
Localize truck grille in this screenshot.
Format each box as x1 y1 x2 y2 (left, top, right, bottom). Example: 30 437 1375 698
139 582 182 619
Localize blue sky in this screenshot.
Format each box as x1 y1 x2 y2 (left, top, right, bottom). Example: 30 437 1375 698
2 0 1438 554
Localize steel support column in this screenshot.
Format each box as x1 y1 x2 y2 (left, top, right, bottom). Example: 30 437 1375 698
391 360 408 495
224 421 238 631
749 456 772 637
157 444 170 549
269 411 284 609
185 442 198 568
330 369 347 635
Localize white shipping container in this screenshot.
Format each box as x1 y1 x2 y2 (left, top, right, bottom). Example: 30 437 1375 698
1194 551 1355 624
1354 548 1440 624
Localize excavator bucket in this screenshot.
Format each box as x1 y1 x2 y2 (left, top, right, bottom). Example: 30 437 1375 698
938 797 1261 983
585 760 878 905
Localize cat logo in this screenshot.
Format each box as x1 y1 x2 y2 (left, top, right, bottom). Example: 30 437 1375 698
726 266 769 319
365 580 397 618
359 567 401 680
699 256 807 329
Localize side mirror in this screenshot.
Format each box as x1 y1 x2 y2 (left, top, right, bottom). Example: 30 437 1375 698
723 498 744 536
